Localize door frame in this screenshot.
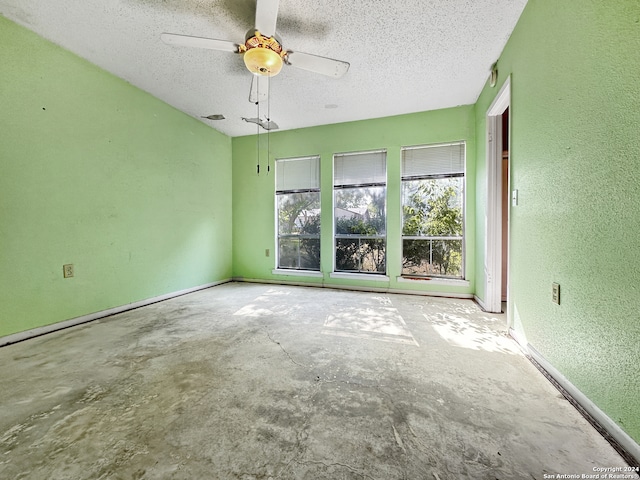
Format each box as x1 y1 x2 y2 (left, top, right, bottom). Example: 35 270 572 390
484 77 511 314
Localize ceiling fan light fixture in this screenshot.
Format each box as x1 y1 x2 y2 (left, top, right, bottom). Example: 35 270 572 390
244 47 283 76
242 31 285 77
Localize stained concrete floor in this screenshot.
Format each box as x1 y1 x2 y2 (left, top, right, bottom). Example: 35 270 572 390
1 282 636 480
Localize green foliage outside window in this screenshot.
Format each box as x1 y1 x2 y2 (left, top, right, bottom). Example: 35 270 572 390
335 187 386 273
277 192 320 270
402 178 463 277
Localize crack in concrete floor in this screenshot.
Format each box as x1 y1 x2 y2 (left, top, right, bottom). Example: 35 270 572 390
263 325 310 369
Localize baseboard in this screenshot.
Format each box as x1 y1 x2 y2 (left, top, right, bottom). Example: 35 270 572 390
0 279 232 347
474 295 488 311
522 341 640 467
234 277 474 299
508 326 528 351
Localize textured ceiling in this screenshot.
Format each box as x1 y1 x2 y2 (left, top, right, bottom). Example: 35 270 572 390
0 0 528 137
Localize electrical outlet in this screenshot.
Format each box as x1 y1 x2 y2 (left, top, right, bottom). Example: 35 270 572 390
552 282 560 304
63 264 74 278
265 249 270 257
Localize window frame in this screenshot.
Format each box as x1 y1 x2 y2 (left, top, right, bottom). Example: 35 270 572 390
400 141 466 279
332 149 388 275
274 155 321 272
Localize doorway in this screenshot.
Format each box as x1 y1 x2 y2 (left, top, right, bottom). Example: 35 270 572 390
501 108 509 306
485 77 511 315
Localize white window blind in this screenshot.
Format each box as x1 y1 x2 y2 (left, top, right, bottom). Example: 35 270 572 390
276 156 320 192
334 150 386 187
402 142 465 179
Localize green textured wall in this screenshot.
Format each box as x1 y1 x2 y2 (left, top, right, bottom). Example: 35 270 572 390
232 107 476 295
475 0 640 442
0 16 233 338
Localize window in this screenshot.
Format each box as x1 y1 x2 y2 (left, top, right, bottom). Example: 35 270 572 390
401 142 465 278
333 150 387 274
276 156 321 270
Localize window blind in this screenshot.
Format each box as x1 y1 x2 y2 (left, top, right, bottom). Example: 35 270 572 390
276 156 320 192
402 142 465 179
334 150 386 187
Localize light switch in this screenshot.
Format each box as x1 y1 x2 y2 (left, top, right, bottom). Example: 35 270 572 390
512 189 518 206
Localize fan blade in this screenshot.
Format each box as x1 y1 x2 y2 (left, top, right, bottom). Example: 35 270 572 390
285 51 350 78
249 75 269 104
161 33 240 53
255 0 279 37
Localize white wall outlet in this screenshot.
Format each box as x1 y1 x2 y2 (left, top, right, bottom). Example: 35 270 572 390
552 282 560 304
63 264 74 278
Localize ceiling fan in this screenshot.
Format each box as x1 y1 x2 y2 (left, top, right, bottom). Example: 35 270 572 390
161 0 350 105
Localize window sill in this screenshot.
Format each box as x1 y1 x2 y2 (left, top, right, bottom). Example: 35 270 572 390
397 276 470 287
272 269 323 278
330 272 390 282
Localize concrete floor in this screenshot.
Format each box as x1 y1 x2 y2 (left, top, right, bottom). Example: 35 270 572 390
1 282 636 480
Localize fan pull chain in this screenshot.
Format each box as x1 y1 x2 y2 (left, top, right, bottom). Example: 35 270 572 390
267 76 271 174
256 109 260 175
256 77 260 175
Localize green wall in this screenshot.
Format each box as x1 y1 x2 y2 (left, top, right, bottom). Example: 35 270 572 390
232 107 476 295
0 16 233 338
475 0 640 442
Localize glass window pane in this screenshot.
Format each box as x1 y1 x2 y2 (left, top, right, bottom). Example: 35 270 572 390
335 237 386 274
362 238 386 273
278 237 321 270
299 238 320 270
278 192 320 235
277 191 320 271
402 239 462 277
335 186 386 235
278 238 299 269
335 238 360 271
402 178 463 236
